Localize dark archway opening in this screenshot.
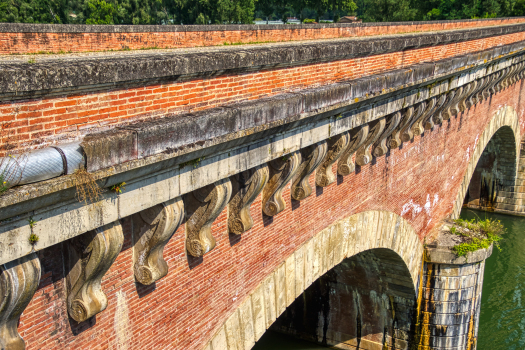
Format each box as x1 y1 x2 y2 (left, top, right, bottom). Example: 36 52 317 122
255 248 417 350
463 126 518 213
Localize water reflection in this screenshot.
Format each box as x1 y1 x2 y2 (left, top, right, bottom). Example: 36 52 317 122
462 210 525 350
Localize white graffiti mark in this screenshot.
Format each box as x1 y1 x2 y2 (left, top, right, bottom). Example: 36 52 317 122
465 146 471 161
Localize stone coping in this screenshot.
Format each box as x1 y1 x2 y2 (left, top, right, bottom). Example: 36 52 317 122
425 245 493 264
1 23 525 100
1 17 524 33
0 41 522 221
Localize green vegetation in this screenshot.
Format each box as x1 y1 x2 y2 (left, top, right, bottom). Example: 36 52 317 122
1 0 524 25
179 156 205 169
451 217 504 257
0 174 9 196
28 233 39 244
28 216 37 228
110 181 126 193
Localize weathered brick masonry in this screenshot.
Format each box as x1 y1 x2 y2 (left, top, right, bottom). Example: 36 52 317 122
14 81 525 349
2 20 525 350
1 17 525 55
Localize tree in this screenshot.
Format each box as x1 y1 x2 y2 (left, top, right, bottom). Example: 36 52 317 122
85 0 116 23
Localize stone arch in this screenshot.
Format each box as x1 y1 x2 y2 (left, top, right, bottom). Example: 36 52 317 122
452 106 520 219
204 210 424 350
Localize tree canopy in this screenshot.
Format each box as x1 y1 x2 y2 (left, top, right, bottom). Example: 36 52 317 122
1 0 525 24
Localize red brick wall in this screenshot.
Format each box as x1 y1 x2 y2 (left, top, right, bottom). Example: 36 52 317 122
15 82 525 349
1 18 525 54
2 31 525 153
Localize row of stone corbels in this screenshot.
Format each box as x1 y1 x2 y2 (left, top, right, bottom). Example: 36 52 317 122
1 54 524 350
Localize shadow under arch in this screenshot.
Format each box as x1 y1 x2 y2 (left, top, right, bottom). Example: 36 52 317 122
452 105 520 218
204 210 424 350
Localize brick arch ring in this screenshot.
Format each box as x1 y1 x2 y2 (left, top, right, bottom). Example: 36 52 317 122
203 210 424 350
451 105 521 219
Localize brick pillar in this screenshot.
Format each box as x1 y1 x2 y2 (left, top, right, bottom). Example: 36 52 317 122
417 244 493 350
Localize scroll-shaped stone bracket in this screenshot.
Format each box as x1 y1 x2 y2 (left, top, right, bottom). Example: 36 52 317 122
476 70 496 104
468 76 487 107
458 81 476 113
489 69 506 95
507 63 523 87
0 253 41 350
262 151 301 216
315 132 350 187
66 221 124 323
132 198 184 285
511 62 525 85
424 93 447 130
433 90 456 124
442 86 465 120
401 102 426 142
356 117 386 166
389 107 413 149
495 66 512 92
229 165 269 235
373 111 401 157
411 96 437 135
338 125 369 176
185 179 232 257
482 71 501 100
292 142 327 200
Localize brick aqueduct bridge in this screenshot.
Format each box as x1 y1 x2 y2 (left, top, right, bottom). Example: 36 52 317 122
2 17 525 350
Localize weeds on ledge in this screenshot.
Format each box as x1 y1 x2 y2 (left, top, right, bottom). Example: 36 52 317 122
110 182 126 193
451 217 504 257
73 168 102 204
28 233 39 245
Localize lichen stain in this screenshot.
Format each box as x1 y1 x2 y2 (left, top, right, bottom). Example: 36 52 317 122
114 289 131 350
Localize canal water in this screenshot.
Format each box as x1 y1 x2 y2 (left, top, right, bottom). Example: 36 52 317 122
253 210 525 349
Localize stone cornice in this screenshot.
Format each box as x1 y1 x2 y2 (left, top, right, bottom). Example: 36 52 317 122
1 23 525 101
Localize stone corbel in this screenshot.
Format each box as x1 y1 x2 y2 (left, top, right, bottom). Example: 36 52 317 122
316 132 350 187
229 165 269 234
401 102 426 142
66 221 124 323
291 142 327 200
482 71 501 100
338 125 369 175
513 62 525 84
373 112 401 157
132 198 184 285
489 69 506 95
458 81 477 112
411 96 437 135
356 117 386 166
496 66 512 92
262 151 301 216
467 76 487 107
433 90 456 124
507 62 524 87
442 86 465 119
517 63 525 83
0 253 41 350
425 93 447 129
389 106 413 149
185 179 232 257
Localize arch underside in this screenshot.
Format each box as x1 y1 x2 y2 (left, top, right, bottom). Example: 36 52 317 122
272 248 417 350
204 210 423 350
452 106 521 218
